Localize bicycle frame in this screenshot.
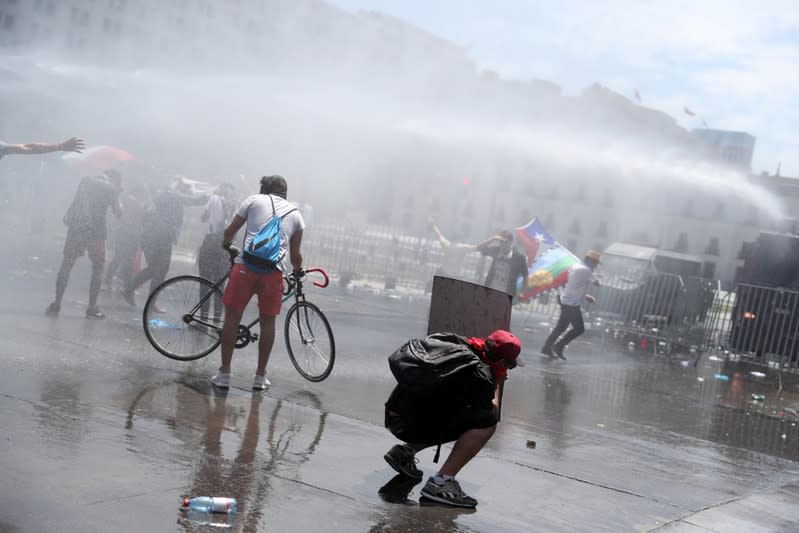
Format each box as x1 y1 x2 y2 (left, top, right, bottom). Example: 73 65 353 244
186 261 330 349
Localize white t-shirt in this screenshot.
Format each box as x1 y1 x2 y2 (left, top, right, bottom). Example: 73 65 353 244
204 194 227 234
560 262 597 306
235 194 305 273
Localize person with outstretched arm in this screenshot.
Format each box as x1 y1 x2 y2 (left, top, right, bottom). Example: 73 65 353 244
0 137 85 160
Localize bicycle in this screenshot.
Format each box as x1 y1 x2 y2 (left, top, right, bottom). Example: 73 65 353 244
142 246 335 382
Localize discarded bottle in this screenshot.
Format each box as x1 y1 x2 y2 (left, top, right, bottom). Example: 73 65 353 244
182 496 237 514
184 509 233 529
713 373 730 382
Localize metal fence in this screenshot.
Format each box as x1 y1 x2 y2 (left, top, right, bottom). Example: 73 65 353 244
180 220 799 374
301 223 487 294
580 270 799 373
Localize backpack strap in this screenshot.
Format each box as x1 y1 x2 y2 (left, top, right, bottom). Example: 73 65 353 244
268 194 298 219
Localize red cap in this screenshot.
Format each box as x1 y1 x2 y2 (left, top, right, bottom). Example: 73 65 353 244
486 330 521 363
182 498 190 507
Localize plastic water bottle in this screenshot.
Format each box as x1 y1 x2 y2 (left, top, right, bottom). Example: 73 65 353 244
182 496 237 514
185 509 233 528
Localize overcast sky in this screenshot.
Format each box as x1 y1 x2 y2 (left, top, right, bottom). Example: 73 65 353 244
329 0 799 177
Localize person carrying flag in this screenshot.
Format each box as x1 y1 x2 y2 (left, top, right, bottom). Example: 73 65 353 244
541 251 601 359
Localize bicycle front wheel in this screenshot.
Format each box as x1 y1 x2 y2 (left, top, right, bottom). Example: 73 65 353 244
284 301 335 382
143 275 223 361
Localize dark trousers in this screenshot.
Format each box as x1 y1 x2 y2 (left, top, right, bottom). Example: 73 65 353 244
197 233 228 319
544 303 585 349
131 237 173 295
106 232 140 288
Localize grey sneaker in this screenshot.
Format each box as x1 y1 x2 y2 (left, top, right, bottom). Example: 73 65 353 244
384 444 423 479
420 477 477 508
210 372 230 388
253 374 270 390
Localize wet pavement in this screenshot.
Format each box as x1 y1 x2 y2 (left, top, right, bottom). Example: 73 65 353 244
2 245 799 532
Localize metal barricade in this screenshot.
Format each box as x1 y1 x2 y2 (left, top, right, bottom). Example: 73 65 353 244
302 222 483 293
723 284 799 371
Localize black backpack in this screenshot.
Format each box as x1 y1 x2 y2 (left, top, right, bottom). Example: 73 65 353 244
388 332 483 393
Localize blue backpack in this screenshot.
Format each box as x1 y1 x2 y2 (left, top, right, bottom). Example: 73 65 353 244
242 195 296 273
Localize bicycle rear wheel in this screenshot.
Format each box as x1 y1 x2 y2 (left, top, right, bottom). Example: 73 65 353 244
284 301 335 382
143 275 223 361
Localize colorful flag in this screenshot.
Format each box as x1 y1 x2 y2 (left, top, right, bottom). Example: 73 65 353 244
518 244 581 301
514 217 555 266
683 106 696 116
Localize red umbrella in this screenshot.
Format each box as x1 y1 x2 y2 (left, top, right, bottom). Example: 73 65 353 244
62 145 135 175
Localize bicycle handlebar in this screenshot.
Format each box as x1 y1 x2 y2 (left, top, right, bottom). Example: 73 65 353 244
303 267 329 288
224 243 241 258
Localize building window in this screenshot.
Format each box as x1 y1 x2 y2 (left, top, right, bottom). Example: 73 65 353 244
674 232 688 253
702 262 716 279
705 237 720 256
568 218 581 235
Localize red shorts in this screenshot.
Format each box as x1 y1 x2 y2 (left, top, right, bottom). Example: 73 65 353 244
63 238 106 264
222 264 284 316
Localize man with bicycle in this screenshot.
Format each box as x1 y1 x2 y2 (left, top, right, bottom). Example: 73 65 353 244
211 175 305 390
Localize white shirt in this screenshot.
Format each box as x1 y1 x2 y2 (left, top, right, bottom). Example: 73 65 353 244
204 194 227 234
560 262 597 306
235 194 305 273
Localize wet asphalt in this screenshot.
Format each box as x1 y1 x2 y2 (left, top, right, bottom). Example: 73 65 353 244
1 247 799 532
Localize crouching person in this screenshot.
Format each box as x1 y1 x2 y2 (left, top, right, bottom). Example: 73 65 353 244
383 330 521 508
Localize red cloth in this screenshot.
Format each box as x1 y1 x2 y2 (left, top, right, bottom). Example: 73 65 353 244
467 330 522 381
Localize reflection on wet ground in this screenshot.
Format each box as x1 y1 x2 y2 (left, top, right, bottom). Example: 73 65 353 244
2 268 799 531
504 352 799 464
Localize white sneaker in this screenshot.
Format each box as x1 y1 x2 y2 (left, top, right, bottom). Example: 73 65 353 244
253 374 271 390
210 372 230 388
